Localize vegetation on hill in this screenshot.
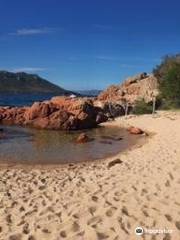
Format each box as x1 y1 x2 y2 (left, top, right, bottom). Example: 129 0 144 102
133 97 162 115
133 99 153 115
153 54 180 109
0 71 73 95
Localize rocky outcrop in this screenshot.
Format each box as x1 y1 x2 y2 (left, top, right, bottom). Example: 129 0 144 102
98 73 159 105
0 97 107 130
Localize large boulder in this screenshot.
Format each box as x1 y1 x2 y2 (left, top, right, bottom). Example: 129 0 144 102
0 97 107 130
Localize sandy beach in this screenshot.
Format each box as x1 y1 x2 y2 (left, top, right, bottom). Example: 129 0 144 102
1 111 180 240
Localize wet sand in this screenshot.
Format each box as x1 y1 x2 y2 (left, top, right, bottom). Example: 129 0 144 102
0 111 180 240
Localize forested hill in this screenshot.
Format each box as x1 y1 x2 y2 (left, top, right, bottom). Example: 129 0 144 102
0 71 74 95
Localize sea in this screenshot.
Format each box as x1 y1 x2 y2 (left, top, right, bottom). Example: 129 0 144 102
0 93 56 107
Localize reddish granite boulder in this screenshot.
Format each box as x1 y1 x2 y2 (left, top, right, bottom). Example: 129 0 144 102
76 133 91 144
128 126 144 135
0 97 107 130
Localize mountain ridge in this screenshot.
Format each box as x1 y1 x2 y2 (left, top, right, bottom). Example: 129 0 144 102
0 71 74 95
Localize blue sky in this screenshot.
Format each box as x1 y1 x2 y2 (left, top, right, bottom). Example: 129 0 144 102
0 0 180 90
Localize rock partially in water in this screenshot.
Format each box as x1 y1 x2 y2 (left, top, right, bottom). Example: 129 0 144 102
128 126 144 135
76 133 91 144
0 97 107 130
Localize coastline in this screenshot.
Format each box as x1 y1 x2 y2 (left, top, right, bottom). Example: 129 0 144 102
1 111 180 239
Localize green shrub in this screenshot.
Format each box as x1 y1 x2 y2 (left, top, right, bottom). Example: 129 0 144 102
133 99 153 115
154 54 180 109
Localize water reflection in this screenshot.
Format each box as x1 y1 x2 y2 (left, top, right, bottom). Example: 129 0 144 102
0 125 143 164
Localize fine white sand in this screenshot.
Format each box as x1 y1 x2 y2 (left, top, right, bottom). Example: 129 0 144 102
1 111 180 240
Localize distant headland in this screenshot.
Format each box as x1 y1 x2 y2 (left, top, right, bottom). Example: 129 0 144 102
0 71 74 95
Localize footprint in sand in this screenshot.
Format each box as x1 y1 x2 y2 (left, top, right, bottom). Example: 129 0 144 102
96 231 109 240
28 235 36 240
175 221 180 230
168 172 174 180
165 180 171 187
91 195 98 202
105 207 117 217
121 206 129 216
142 209 149 217
9 234 22 240
163 233 172 240
71 221 80 232
164 214 173 222
60 230 67 238
87 216 102 227
88 206 97 216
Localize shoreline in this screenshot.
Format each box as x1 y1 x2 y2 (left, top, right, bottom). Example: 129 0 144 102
1 111 180 239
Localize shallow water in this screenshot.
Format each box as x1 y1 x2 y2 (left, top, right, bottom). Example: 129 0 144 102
0 125 144 164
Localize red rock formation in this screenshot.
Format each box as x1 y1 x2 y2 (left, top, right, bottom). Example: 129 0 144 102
98 73 159 105
0 97 107 130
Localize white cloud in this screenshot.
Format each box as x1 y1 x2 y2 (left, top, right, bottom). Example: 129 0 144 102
12 67 46 73
9 27 56 36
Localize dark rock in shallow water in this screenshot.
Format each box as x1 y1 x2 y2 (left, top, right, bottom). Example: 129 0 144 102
108 158 123 168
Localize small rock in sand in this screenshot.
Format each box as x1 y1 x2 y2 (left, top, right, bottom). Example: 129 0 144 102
108 159 123 168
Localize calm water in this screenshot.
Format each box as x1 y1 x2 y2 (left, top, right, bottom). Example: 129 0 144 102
0 125 143 165
0 93 56 107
